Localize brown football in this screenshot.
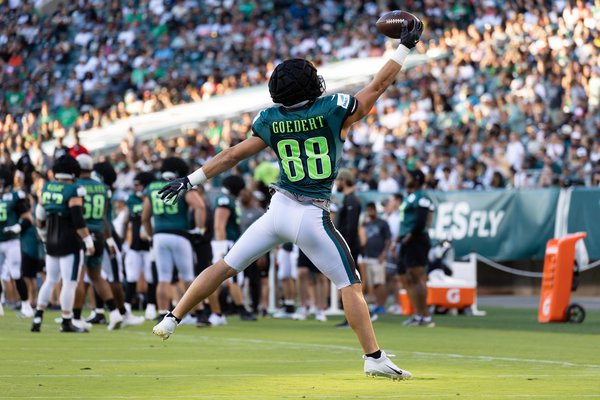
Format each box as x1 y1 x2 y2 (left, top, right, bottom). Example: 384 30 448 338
376 10 420 39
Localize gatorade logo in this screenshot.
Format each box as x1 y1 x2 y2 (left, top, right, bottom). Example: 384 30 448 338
542 297 551 316
447 288 460 304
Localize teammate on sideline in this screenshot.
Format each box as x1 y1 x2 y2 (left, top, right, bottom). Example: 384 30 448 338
142 157 204 320
210 175 257 324
154 19 423 379
73 154 129 330
125 172 156 320
32 155 95 333
397 170 435 327
0 166 34 318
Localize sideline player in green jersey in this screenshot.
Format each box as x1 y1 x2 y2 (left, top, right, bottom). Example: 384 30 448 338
125 172 156 320
155 19 423 380
0 166 34 318
72 154 131 330
209 175 257 325
141 157 205 320
397 169 435 327
32 155 95 333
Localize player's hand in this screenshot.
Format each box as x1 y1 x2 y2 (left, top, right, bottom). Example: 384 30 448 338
400 17 423 49
188 227 206 237
83 235 95 256
106 237 117 257
158 177 192 204
3 224 21 235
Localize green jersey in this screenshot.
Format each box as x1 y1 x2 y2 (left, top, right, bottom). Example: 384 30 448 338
212 192 240 241
145 181 189 233
0 191 27 242
41 181 87 256
251 93 358 200
21 223 43 260
399 190 434 236
77 177 108 233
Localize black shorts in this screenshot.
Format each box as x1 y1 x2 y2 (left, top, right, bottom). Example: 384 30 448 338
298 250 321 275
84 232 105 269
396 234 431 274
22 253 44 278
194 242 213 276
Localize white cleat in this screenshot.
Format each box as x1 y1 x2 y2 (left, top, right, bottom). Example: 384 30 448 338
73 319 93 331
291 311 307 321
144 304 157 320
18 302 34 318
108 309 124 331
315 310 327 322
208 313 227 326
178 314 196 325
152 314 178 341
122 312 145 327
364 351 412 381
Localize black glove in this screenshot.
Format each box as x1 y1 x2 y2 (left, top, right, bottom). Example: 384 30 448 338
400 17 423 49
158 177 192 204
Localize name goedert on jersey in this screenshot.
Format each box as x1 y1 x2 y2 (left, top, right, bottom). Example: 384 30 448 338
271 115 326 134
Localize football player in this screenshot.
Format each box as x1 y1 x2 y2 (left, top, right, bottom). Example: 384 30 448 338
124 172 155 320
155 18 423 380
141 157 204 320
0 166 34 318
72 154 124 330
209 175 256 325
32 155 95 333
94 161 144 328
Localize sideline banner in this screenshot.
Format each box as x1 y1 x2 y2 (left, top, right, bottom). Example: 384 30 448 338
426 189 559 261
566 188 600 260
349 189 560 261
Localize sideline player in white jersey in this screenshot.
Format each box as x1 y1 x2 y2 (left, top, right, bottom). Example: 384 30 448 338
154 19 423 380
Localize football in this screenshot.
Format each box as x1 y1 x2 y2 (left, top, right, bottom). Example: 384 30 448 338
376 10 420 39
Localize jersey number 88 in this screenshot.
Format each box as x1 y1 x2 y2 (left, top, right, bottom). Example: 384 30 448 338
277 136 332 182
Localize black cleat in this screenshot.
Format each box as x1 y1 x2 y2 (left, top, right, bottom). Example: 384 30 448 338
335 319 350 328
240 311 257 321
86 312 107 325
31 317 42 332
60 320 89 333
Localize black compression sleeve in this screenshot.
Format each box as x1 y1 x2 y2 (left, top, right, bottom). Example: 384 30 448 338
70 205 87 230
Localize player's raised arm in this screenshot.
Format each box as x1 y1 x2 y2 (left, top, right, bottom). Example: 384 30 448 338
158 136 267 203
342 13 423 131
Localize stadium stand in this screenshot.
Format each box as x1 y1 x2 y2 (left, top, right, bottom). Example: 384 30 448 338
0 0 598 189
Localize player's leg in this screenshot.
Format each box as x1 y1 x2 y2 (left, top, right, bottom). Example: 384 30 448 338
96 248 126 331
58 251 87 333
154 233 176 317
31 255 60 331
297 208 411 380
22 253 42 310
124 249 143 313
88 243 123 329
154 210 283 339
400 237 433 327
273 244 298 318
144 250 158 319
6 240 33 317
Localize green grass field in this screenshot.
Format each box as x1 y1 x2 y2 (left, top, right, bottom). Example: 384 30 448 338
1 307 599 399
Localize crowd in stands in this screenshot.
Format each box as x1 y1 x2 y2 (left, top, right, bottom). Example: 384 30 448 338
1 0 600 191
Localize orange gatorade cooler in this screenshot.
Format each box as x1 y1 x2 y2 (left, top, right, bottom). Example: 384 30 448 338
399 285 475 315
538 232 587 323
